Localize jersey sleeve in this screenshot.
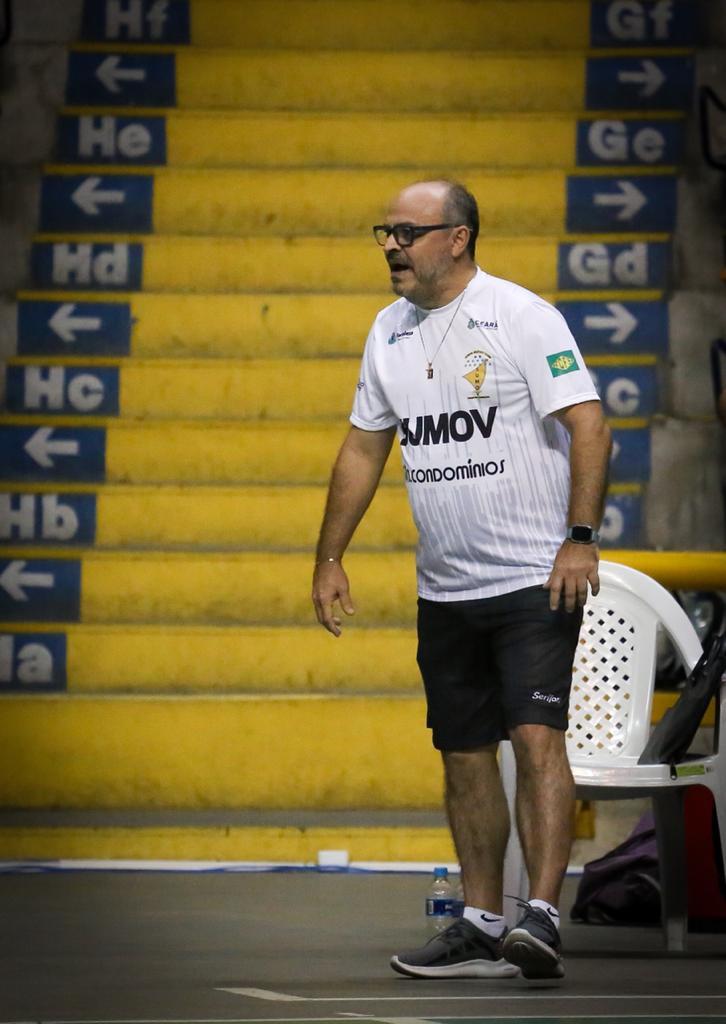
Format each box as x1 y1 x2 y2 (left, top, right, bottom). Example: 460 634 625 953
512 299 601 418
349 322 399 431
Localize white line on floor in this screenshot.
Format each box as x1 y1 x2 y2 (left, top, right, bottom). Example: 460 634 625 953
218 989 306 1002
14 1014 726 1024
214 992 726 1002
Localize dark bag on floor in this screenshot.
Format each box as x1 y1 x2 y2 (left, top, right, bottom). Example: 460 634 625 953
638 631 726 772
570 813 660 925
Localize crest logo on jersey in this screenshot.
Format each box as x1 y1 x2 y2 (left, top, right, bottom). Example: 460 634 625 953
547 350 579 377
463 349 492 399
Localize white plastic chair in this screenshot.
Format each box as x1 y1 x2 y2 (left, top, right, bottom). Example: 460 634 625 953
502 560 725 950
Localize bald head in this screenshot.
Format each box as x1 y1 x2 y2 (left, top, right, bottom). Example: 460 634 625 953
381 179 478 308
393 180 479 260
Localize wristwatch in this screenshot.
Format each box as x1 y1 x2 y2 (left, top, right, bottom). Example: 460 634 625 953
566 524 600 544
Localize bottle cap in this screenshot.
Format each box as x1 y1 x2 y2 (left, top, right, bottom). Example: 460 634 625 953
433 866 448 877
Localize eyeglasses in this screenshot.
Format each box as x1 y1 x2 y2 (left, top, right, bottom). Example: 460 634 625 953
372 223 455 248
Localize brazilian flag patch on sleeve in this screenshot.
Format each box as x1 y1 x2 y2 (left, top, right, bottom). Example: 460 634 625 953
547 350 579 377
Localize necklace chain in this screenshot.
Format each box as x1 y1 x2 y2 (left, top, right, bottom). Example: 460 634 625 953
415 290 466 379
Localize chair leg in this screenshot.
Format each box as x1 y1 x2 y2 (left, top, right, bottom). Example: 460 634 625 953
652 789 688 952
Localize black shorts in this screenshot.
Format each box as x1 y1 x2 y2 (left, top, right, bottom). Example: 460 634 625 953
417 585 583 751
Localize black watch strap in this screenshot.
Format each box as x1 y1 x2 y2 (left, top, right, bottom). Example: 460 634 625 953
566 524 600 544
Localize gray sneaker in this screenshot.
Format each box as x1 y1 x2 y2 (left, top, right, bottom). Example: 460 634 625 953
502 902 564 979
391 919 519 979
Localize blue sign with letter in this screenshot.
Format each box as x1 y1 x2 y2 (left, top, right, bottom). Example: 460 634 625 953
18 300 132 356
41 174 153 233
586 56 694 110
558 240 670 291
590 0 696 47
609 427 650 482
599 492 643 548
589 365 659 418
0 558 81 623
57 114 167 166
66 51 176 107
6 365 120 417
558 300 668 355
31 243 144 291
0 426 106 482
0 631 67 691
81 0 191 43
0 492 97 546
567 174 676 233
576 117 684 167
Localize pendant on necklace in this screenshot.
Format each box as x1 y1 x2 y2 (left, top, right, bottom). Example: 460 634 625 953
426 366 434 380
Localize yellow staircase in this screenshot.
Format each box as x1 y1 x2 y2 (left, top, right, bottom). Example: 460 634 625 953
0 0 697 860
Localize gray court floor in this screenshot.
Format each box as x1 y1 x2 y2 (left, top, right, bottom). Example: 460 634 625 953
1 871 725 1023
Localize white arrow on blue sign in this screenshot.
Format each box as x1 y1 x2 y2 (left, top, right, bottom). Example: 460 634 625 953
0 559 81 622
66 50 176 106
40 175 153 232
558 300 668 354
18 300 132 356
586 55 694 109
566 175 677 232
0 426 106 481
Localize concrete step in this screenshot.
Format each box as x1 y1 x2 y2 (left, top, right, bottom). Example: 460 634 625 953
0 808 456 863
57 109 686 170
77 0 605 51
0 803 605 862
0 481 642 550
5 355 661 420
0 415 653 484
0 691 710 811
15 289 669 359
67 48 621 113
32 232 672 294
0 692 439 808
42 166 676 237
0 692 712 811
0 548 419 626
2 548 724 627
0 622 418 693
0 482 417 549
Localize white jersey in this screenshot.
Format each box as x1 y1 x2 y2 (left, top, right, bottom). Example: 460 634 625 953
350 268 601 600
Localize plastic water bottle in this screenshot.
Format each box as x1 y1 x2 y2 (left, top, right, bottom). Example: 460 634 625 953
426 866 455 933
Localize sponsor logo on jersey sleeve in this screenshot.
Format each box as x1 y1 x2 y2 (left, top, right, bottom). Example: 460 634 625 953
547 350 579 377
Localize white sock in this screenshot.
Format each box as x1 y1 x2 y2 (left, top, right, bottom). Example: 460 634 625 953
528 898 560 930
463 905 507 938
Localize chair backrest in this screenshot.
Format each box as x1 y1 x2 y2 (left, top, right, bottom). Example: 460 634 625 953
566 561 703 764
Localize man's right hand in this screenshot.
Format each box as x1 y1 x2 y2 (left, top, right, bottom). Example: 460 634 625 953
312 561 355 637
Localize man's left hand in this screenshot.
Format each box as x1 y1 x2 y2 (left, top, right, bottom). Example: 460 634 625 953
544 541 600 612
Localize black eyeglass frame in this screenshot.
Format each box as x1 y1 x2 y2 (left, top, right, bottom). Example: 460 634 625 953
372 222 456 247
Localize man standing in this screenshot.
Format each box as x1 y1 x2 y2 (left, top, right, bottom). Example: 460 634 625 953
312 180 611 981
